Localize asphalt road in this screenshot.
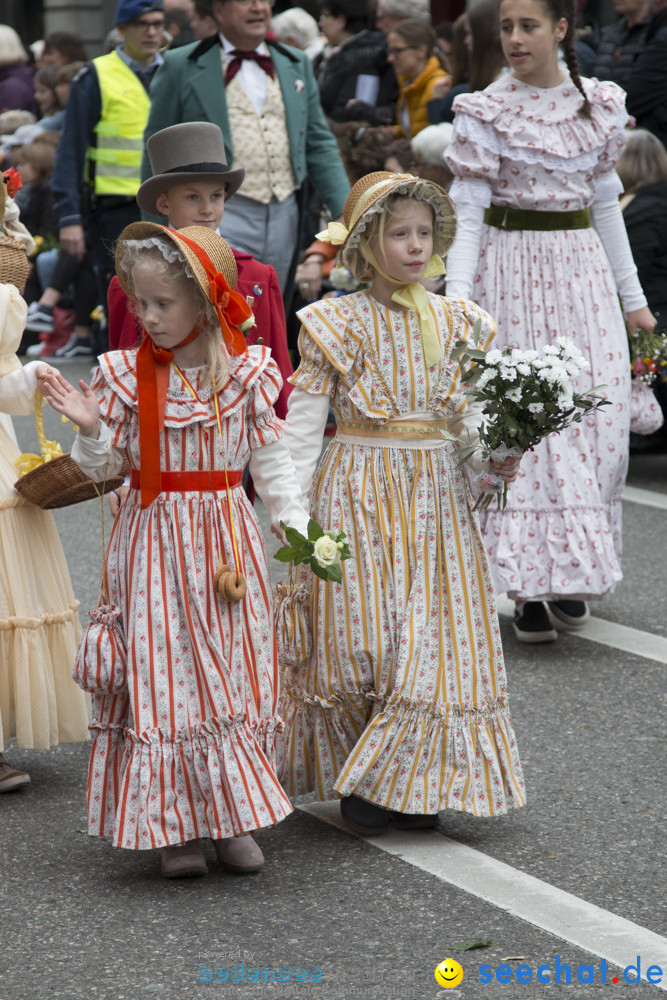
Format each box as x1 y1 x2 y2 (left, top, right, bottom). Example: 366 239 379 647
1 359 665 1000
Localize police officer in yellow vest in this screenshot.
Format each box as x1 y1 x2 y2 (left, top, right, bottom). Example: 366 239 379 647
51 0 165 355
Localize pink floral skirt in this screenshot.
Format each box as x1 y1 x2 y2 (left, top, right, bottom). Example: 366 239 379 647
472 224 628 601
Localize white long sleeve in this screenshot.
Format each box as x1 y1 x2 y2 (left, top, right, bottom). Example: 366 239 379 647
0 361 43 415
71 422 125 481
590 197 647 314
281 387 330 507
249 438 310 535
444 201 485 301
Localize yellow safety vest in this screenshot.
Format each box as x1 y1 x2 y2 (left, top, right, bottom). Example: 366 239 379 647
87 51 151 197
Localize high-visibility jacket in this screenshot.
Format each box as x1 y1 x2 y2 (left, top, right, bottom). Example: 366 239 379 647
87 51 150 196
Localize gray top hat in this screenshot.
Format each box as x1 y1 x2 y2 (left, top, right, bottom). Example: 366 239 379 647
137 122 245 217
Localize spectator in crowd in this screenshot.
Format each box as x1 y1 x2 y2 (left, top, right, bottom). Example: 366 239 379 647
13 140 58 242
434 20 454 73
410 121 454 188
51 0 165 357
191 0 218 39
387 18 449 138
53 61 84 116
272 7 324 62
593 0 648 87
0 26 38 116
143 0 350 295
428 1 506 124
40 32 89 67
333 121 395 182
618 0 667 146
617 127 667 452
315 0 389 124
32 66 68 131
383 137 412 171
164 6 196 46
376 0 430 35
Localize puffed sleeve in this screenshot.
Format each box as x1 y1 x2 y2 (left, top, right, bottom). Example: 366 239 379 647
445 93 502 207
244 354 287 451
70 357 132 480
290 296 365 396
587 79 629 199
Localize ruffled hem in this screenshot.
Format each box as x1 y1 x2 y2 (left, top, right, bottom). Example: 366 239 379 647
0 611 89 749
480 501 623 601
451 74 627 162
87 712 292 849
96 346 281 426
279 685 525 817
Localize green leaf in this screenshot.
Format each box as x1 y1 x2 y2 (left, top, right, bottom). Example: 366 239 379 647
327 563 343 583
450 939 493 952
274 546 298 562
307 518 324 541
283 523 309 549
309 559 330 581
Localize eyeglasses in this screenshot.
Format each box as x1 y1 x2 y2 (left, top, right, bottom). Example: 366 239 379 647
387 45 415 57
133 18 165 33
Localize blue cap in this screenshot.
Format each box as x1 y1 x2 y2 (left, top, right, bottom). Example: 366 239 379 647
114 0 164 25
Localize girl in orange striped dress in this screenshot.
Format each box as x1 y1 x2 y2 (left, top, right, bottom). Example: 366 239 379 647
41 224 309 878
280 172 526 834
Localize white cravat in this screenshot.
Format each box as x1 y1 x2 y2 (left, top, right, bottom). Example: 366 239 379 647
219 32 270 114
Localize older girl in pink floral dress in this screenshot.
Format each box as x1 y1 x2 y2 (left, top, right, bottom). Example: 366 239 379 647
445 0 655 643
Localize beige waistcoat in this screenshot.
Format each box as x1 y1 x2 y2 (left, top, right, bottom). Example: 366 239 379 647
225 74 297 205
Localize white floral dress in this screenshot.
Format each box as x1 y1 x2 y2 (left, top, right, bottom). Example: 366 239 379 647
83 347 293 850
278 291 525 817
446 74 631 601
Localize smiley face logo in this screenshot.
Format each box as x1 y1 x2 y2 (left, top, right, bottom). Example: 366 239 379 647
434 959 464 989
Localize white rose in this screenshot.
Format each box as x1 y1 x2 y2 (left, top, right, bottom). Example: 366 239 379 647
313 535 341 567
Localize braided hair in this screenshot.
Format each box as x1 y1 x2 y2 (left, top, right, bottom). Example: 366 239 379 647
541 0 591 118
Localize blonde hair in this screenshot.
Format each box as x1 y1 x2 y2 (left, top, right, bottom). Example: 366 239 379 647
0 25 28 66
616 128 667 194
118 242 229 389
347 193 444 282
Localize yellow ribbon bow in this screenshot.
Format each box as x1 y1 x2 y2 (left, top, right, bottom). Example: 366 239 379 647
15 396 64 476
315 220 349 246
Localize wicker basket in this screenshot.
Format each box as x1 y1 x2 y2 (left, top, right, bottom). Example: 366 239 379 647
0 231 29 294
14 452 126 509
13 396 125 509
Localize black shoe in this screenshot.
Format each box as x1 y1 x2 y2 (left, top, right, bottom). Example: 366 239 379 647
54 334 95 360
390 812 438 830
547 600 590 630
513 601 557 643
340 794 390 835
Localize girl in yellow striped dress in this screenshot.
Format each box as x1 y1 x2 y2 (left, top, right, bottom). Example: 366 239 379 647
280 172 526 834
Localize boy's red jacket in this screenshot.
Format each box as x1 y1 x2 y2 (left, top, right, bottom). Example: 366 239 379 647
107 250 293 419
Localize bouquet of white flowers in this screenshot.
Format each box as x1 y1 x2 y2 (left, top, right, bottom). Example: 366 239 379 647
274 519 352 582
454 325 610 510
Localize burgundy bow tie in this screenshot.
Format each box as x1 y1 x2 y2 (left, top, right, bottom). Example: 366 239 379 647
225 49 275 85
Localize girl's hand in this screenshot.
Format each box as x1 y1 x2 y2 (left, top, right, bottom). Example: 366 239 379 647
431 78 452 100
109 485 129 517
296 256 324 299
35 364 60 396
491 455 521 483
40 372 101 437
626 306 657 332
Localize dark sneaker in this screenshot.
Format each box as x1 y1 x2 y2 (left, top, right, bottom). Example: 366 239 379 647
54 335 95 360
25 301 55 333
340 794 390 835
513 601 557 643
548 600 590 630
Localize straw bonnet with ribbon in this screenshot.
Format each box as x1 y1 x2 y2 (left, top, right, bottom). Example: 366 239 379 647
115 222 254 510
137 122 245 218
317 171 457 369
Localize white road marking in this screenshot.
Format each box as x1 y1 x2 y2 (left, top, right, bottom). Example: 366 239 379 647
495 595 667 665
298 801 667 990
623 485 667 510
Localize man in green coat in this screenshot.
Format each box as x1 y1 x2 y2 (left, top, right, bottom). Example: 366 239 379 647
143 0 350 295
